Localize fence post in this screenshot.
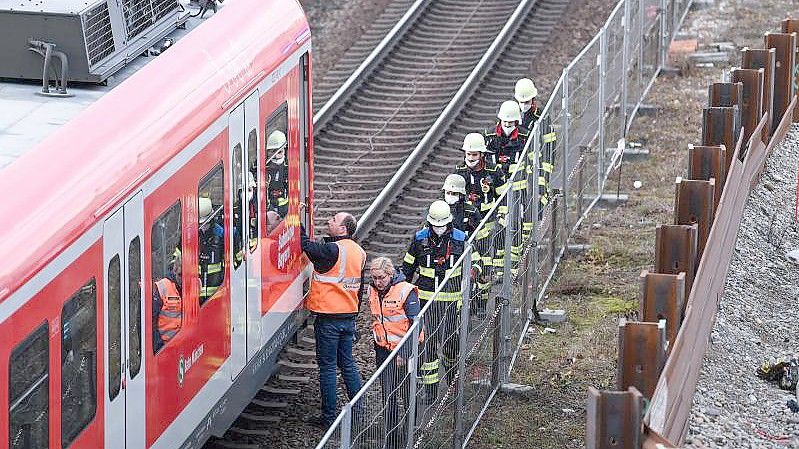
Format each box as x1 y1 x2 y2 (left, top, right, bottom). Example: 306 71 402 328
659 0 668 69
599 27 608 193
529 125 542 320
561 68 571 236
405 321 420 449
499 186 517 384
340 403 352 449
453 245 473 449
621 0 631 132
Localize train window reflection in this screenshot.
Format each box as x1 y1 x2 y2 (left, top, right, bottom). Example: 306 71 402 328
9 323 49 449
265 103 289 227
198 165 226 305
61 278 97 446
151 201 183 354
247 130 259 252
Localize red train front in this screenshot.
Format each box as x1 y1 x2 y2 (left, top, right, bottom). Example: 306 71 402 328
0 0 314 447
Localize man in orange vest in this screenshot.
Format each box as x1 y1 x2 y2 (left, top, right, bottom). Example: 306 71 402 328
368 257 420 449
302 212 367 429
153 248 183 354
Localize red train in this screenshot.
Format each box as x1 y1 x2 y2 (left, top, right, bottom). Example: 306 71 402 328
0 1 314 448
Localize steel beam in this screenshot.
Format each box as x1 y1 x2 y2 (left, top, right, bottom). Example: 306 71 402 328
781 20 799 121
586 387 644 449
617 319 666 399
730 68 764 159
741 48 776 140
654 224 698 301
701 107 738 170
687 144 725 207
674 178 715 261
639 271 686 344
765 32 797 131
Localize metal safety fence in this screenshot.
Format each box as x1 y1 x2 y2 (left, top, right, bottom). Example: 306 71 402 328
315 0 693 447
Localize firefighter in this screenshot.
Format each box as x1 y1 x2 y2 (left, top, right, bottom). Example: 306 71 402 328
487 101 532 271
454 133 506 270
302 212 366 429
442 174 482 237
368 257 421 449
402 201 481 403
486 100 529 180
153 248 182 353
198 197 224 303
454 133 506 215
442 174 490 317
515 78 540 133
266 130 289 217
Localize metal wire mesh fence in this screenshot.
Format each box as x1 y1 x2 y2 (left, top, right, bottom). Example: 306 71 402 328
314 0 693 447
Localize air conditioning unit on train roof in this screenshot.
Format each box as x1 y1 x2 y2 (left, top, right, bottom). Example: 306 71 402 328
0 0 189 84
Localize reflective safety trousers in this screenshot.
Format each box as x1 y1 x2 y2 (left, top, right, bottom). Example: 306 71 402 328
155 279 182 343
307 239 366 314
369 282 420 350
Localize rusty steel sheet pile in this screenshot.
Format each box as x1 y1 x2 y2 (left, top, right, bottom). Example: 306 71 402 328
586 18 799 449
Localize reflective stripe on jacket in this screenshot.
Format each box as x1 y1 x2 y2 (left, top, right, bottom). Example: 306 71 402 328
307 239 366 314
155 279 182 343
369 281 419 350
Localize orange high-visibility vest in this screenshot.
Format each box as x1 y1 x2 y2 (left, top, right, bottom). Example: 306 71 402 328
306 239 366 314
369 281 419 350
155 279 182 343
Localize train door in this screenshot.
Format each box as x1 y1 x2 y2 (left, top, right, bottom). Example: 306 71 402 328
244 91 263 359
102 192 146 449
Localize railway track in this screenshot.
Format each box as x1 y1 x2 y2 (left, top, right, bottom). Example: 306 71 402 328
310 0 570 259
207 0 575 447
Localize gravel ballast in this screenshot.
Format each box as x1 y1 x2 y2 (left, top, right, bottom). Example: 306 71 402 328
685 125 799 448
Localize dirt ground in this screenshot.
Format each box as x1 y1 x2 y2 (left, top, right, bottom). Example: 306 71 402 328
467 0 799 448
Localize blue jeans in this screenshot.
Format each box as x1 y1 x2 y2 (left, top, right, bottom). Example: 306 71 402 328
315 317 363 424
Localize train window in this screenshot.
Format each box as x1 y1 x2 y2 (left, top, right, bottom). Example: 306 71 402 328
232 144 244 268
247 129 259 252
151 201 183 354
61 278 98 447
129 236 142 378
9 323 49 449
198 164 226 305
108 255 122 401
265 103 289 228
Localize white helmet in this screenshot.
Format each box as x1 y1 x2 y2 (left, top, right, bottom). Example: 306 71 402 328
462 132 489 153
514 78 538 102
267 130 287 150
427 200 453 227
199 197 213 222
442 174 466 194
498 100 522 122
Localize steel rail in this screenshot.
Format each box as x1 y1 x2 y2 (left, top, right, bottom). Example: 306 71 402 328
353 0 540 240
311 0 430 129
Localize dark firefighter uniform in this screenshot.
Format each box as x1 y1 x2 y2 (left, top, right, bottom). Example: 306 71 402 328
267 159 289 217
402 226 481 398
521 105 541 133
199 221 224 303
454 161 505 268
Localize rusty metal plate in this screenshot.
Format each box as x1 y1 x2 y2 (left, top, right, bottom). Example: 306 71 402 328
742 48 776 139
687 144 725 206
587 387 644 449
781 21 799 120
765 32 797 131
675 177 716 259
730 68 764 159
702 107 738 170
617 319 667 399
655 224 698 297
639 271 686 344
708 82 742 108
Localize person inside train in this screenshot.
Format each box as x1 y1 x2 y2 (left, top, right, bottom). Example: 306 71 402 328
198 197 224 303
266 130 289 217
153 248 183 353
